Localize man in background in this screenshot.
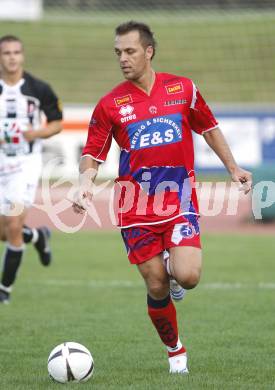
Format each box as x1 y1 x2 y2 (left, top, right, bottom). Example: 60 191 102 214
0 35 63 304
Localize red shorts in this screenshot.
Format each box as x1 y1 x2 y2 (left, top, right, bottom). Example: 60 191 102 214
121 214 201 265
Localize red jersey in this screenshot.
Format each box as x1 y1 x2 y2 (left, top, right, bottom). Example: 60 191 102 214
82 72 218 228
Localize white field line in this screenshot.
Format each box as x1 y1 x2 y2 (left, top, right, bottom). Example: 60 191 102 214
31 279 275 290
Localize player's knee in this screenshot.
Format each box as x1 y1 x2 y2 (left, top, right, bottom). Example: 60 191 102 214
178 269 201 290
148 280 169 300
5 220 22 240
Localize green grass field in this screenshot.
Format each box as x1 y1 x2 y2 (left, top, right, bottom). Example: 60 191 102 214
0 12 274 104
0 232 275 389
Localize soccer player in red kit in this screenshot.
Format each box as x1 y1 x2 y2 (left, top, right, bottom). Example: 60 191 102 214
73 21 252 374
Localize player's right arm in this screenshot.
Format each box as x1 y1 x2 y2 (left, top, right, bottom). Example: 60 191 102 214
72 156 99 214
73 98 113 214
24 79 63 141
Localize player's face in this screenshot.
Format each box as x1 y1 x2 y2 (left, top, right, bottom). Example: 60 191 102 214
114 31 153 81
0 41 24 75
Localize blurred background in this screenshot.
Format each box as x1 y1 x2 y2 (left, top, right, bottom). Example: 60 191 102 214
1 0 275 224
1 0 274 103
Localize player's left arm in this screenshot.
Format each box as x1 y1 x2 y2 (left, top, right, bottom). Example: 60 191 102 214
203 127 252 194
23 81 63 141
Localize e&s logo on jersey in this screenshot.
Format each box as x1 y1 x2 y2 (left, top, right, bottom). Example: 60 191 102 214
127 113 183 150
165 82 184 95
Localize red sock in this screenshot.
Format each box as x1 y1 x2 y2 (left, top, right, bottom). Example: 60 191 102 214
167 346 186 358
147 294 185 354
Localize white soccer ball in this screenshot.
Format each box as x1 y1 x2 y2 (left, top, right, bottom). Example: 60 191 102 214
47 342 94 383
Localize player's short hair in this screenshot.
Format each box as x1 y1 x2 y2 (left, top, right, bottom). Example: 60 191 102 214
115 21 157 59
0 35 23 51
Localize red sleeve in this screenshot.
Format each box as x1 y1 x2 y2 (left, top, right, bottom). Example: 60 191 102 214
82 99 113 162
189 84 218 135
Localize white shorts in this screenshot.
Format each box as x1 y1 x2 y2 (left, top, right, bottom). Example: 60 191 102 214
0 153 42 216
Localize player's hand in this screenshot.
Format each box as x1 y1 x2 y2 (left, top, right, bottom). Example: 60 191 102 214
231 167 252 194
23 129 37 142
0 129 4 145
72 189 93 214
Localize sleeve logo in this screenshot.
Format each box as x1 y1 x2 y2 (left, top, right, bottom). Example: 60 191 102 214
165 82 184 95
119 105 134 116
114 94 133 107
119 105 136 123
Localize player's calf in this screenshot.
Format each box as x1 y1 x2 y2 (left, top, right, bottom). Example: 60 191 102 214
0 243 25 303
163 251 186 301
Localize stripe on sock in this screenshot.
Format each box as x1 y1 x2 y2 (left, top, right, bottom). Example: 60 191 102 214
31 228 39 244
168 346 186 358
0 283 12 293
167 339 183 353
6 243 25 252
147 293 171 309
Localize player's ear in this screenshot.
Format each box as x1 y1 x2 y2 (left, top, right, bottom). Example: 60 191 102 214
145 45 154 60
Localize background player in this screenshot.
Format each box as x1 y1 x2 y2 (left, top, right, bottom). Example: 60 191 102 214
0 35 63 303
73 21 252 374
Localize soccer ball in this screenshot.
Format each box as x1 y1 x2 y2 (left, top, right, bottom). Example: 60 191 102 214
47 342 94 383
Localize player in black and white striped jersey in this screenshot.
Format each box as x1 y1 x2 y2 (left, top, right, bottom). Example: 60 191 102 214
0 35 63 303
